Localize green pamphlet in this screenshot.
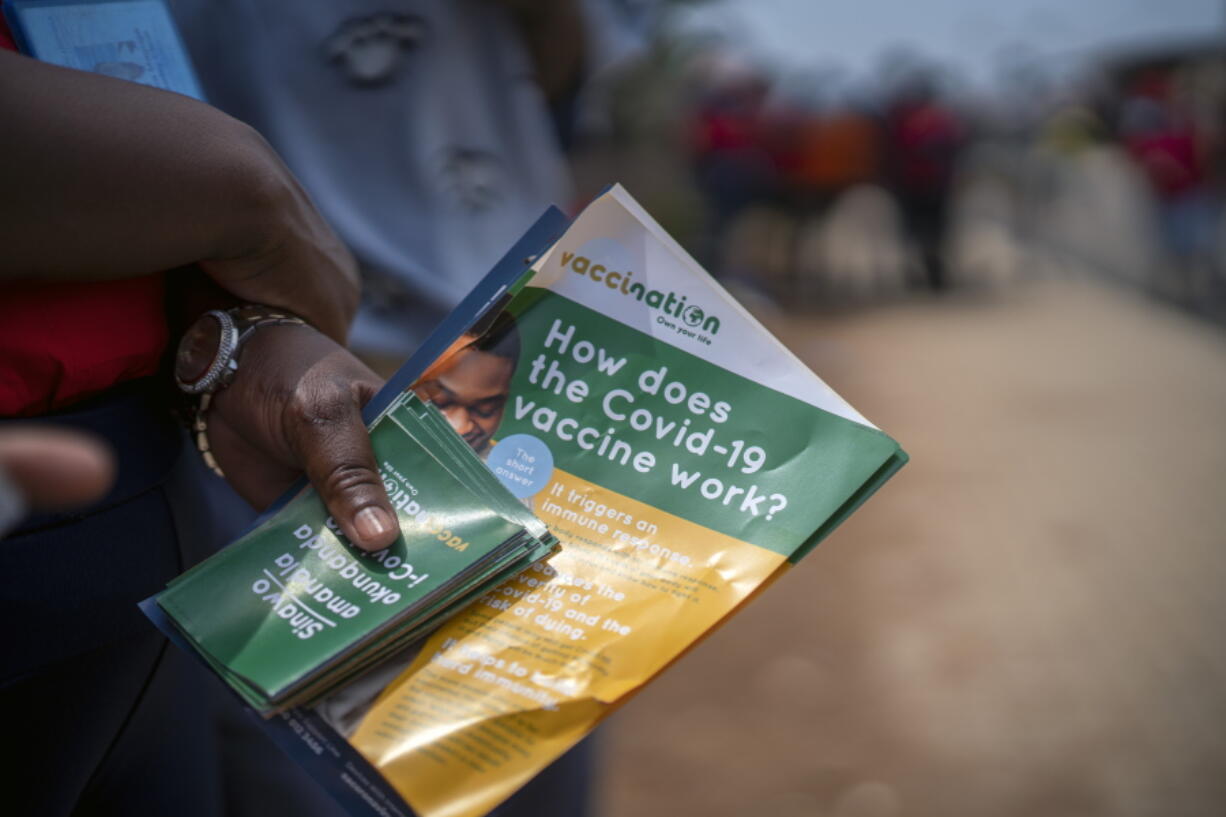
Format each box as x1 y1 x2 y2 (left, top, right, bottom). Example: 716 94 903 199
157 398 557 714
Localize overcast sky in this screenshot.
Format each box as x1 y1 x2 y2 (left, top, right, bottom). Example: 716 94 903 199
675 0 1223 88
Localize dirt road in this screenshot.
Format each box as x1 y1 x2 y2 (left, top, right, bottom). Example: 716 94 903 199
599 278 1226 817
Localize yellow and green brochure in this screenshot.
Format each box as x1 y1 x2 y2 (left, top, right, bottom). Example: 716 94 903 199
316 185 907 817
144 184 906 817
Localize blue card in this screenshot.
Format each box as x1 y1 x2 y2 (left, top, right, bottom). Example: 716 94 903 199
5 0 204 99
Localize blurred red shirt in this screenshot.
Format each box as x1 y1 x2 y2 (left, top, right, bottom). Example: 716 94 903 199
1127 128 1203 199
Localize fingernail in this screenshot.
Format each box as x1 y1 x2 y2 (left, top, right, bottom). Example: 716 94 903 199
355 506 394 543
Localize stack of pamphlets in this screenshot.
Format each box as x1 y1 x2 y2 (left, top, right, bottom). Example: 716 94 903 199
144 185 907 817
156 395 558 715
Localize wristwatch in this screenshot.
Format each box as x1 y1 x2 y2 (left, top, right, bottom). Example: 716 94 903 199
174 305 306 478
175 304 305 395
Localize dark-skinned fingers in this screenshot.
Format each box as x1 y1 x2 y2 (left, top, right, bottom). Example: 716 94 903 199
284 378 397 552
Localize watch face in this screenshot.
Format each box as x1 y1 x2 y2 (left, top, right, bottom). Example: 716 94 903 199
176 312 223 386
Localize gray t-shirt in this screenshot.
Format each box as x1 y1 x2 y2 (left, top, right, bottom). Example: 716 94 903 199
168 0 573 354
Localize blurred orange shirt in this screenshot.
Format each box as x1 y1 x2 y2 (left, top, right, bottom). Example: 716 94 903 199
796 112 880 193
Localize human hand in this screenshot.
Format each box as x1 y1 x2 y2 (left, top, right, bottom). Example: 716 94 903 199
204 324 399 552
0 427 115 537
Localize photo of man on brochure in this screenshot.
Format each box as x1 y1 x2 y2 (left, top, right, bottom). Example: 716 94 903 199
412 303 521 458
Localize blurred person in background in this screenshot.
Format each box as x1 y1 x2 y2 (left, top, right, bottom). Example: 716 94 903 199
166 0 607 363
1120 70 1219 285
883 70 966 291
687 54 775 276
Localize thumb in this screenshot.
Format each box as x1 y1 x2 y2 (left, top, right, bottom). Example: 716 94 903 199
285 382 399 552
